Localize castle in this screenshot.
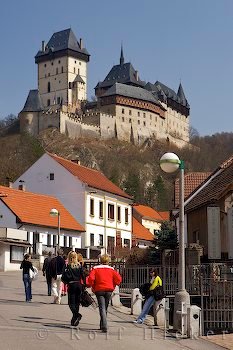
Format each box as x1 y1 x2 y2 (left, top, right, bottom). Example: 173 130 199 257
19 29 190 147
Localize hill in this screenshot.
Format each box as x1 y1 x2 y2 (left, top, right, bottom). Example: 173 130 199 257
0 126 232 211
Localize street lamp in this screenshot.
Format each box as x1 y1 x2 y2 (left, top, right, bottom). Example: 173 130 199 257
160 152 190 333
50 208 60 254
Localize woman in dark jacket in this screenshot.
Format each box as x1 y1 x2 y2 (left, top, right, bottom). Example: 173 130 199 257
62 251 85 326
20 254 34 302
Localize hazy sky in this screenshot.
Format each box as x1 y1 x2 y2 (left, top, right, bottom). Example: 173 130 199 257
1 0 233 136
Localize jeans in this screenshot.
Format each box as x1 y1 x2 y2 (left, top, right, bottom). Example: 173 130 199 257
68 282 82 320
23 274 32 301
137 295 155 323
46 274 52 295
95 291 112 330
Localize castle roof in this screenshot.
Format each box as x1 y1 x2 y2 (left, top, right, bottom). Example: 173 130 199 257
21 90 44 113
96 61 145 90
154 81 189 108
35 28 90 62
101 82 164 107
74 74 85 84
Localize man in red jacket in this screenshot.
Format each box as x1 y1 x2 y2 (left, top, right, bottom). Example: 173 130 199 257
87 254 122 333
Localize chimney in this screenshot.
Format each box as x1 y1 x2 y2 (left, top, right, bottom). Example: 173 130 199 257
18 180 26 191
135 71 139 81
6 177 13 188
42 40 46 52
71 159 81 165
79 38 83 50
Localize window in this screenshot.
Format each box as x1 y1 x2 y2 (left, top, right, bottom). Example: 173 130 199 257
123 239 130 248
138 112 140 117
51 62 54 66
47 234 51 247
99 201 103 218
47 99 50 106
64 235 67 247
74 67 76 73
117 206 121 222
56 68 58 74
53 235 57 247
44 64 47 67
108 204 114 220
47 82 51 93
10 246 25 262
192 230 199 244
90 198 94 216
138 120 140 125
122 117 125 122
90 233 94 246
99 234 103 247
58 60 60 64
49 173 54 180
143 113 146 118
69 236 72 247
129 118 131 123
107 236 115 255
143 121 146 126
57 97 61 104
125 208 129 224
61 66 64 73
48 73 50 77
122 108 125 114
129 110 132 116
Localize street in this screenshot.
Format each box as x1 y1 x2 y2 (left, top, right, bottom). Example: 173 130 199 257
0 271 223 350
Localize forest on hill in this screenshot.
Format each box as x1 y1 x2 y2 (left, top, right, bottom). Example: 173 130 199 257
0 118 232 211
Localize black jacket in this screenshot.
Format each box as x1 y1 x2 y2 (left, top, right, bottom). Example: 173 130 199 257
49 256 65 278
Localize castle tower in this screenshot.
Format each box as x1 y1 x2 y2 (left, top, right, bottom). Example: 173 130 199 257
35 29 90 108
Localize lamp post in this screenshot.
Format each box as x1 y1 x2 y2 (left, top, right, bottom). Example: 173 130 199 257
160 152 190 333
50 208 60 254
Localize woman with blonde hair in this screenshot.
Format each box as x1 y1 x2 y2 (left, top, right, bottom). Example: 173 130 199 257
62 251 85 327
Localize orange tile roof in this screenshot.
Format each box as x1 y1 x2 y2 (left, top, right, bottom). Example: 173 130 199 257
0 186 84 232
49 153 132 199
132 217 154 241
174 172 211 207
158 211 170 221
134 204 168 222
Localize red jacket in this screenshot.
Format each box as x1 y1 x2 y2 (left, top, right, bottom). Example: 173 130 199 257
87 264 122 292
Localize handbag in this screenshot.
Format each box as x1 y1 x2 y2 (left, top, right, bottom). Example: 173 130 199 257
153 285 165 301
139 282 151 297
80 289 97 308
29 266 38 281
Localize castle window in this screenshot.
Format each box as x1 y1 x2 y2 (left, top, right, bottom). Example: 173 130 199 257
143 113 146 118
58 60 60 64
57 97 61 104
122 117 125 122
56 68 58 74
47 99 50 106
129 110 132 116
122 108 125 114
79 62 81 65
150 114 152 120
78 68 80 74
48 73 50 77
138 112 140 117
75 60 76 64
143 121 146 126
51 62 53 66
129 118 131 123
47 82 51 92
138 120 140 125
74 67 76 73
44 63 46 67
49 173 54 180
61 66 64 73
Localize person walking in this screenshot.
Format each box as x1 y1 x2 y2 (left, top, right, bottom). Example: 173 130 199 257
42 251 53 296
134 268 163 324
61 251 85 327
87 254 122 333
61 254 68 296
50 249 65 304
20 253 35 302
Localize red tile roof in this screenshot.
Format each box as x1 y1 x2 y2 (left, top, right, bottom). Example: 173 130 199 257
0 186 84 232
185 158 233 212
49 153 132 199
174 172 211 207
132 217 154 241
134 204 169 222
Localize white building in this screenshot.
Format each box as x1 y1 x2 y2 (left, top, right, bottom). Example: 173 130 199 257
14 153 133 258
0 185 84 271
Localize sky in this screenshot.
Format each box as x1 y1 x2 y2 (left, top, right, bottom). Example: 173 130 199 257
0 0 233 136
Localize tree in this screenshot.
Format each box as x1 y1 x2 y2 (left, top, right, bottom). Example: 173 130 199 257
123 171 142 203
155 221 178 251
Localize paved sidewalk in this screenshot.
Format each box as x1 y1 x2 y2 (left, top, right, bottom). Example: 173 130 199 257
0 271 225 350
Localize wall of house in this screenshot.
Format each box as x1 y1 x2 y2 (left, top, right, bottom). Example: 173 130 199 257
141 218 161 234
187 207 208 256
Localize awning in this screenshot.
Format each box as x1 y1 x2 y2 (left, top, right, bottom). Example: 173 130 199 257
0 238 31 247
